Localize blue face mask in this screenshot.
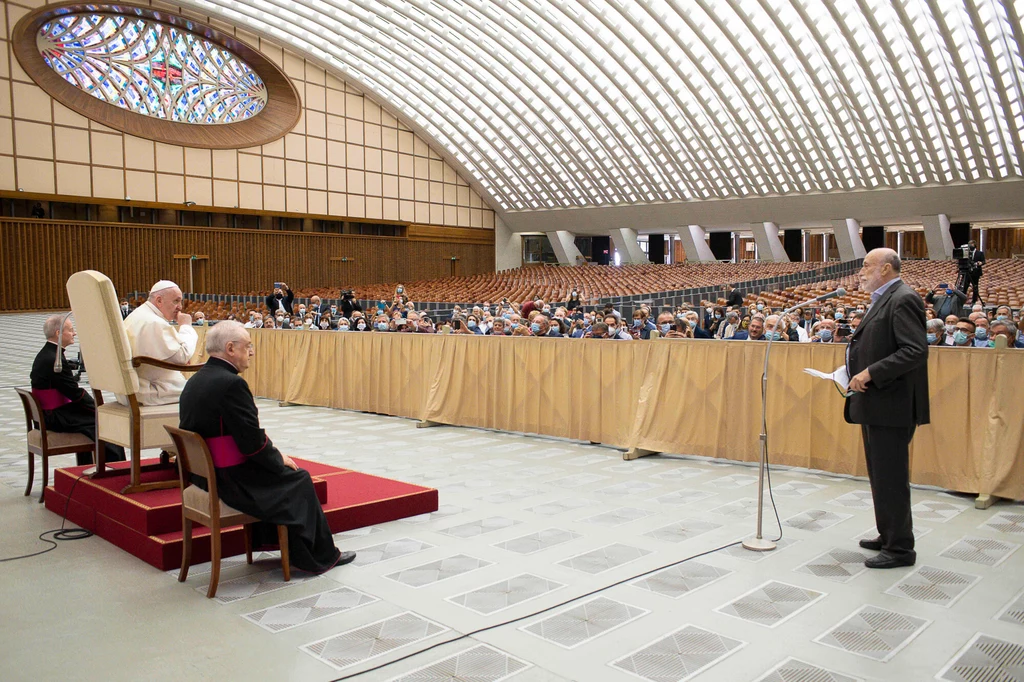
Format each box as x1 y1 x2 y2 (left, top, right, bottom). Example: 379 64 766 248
953 330 969 345
510 322 519 329
633 319 642 328
975 327 988 340
376 322 388 331
468 320 477 328
503 313 511 320
548 327 559 336
339 326 349 331
530 323 541 333
756 304 764 311
997 315 1009 321
818 329 833 341
834 312 845 320
660 323 671 333
768 331 782 341
926 333 937 344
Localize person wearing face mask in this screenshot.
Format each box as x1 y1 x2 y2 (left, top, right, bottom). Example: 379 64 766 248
339 290 362 319
297 305 308 322
763 315 790 342
989 320 1022 348
302 316 314 330
972 317 993 347
336 317 350 332
951 318 975 347
566 289 581 311
488 317 507 336
372 314 391 332
630 311 656 339
586 322 609 339
192 312 207 327
275 314 289 329
354 318 369 332
308 296 326 326
707 306 727 336
716 311 740 339
942 314 960 345
465 315 485 335
265 283 294 316
845 248 929 570
318 316 332 331
244 312 263 329
655 312 675 338
289 316 302 330
810 319 836 343
925 318 945 346
603 314 632 340
120 299 132 320
684 311 712 339
925 283 966 321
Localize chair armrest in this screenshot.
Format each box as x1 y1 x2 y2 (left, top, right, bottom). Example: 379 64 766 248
132 356 203 372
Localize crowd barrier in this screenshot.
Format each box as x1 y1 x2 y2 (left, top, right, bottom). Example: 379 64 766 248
190 329 1024 502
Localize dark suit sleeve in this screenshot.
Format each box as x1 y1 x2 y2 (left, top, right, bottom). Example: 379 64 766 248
868 293 928 389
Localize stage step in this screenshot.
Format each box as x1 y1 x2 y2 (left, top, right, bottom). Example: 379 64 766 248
44 459 438 571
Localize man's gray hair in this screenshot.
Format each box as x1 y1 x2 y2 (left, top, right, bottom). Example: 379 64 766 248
992 320 1018 337
926 318 944 334
43 313 67 339
205 320 248 354
880 249 901 272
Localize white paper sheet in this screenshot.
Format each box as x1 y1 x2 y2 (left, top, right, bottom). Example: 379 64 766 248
803 365 851 392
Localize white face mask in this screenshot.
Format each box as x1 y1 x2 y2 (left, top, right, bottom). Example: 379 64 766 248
356 323 366 330
339 325 349 331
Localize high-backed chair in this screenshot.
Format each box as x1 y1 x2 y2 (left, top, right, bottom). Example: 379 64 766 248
15 388 95 502
65 270 200 495
164 426 289 598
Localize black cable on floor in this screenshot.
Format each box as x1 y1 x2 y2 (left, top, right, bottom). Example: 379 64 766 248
0 473 92 563
327 538 744 682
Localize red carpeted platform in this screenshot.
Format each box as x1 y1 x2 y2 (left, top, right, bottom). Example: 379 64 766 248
43 458 438 571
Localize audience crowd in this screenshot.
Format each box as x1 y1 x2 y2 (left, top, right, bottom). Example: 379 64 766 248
147 280 1023 349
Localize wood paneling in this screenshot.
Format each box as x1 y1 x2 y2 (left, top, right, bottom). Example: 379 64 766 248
0 219 495 310
978 227 1024 259
12 3 301 149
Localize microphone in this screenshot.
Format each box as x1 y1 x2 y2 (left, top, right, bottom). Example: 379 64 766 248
783 287 846 314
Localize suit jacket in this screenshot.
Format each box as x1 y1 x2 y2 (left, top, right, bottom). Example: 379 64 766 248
844 280 930 427
265 289 294 316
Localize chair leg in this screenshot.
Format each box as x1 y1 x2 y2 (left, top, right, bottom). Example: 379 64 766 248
277 525 290 582
39 453 48 503
24 452 34 497
178 517 193 583
244 524 253 565
207 528 222 599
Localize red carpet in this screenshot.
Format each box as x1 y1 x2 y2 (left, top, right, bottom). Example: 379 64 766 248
44 457 438 570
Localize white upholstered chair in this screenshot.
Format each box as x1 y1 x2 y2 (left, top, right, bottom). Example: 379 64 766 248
66 270 199 494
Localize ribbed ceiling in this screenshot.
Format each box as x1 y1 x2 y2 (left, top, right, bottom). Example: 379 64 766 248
184 0 1024 213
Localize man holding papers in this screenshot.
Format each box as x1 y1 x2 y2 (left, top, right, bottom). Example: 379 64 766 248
844 248 930 569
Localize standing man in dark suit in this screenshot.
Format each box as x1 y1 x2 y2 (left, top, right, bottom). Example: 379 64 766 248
966 239 985 305
265 283 294 317
846 248 929 569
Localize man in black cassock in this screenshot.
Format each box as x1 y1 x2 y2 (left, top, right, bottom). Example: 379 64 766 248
30 314 126 465
178 321 354 574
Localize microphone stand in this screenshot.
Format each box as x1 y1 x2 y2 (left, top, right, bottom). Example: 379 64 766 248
742 292 841 552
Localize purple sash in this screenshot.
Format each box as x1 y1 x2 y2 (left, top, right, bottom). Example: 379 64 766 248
33 388 71 411
205 435 247 468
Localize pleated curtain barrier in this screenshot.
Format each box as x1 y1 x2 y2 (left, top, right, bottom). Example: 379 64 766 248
190 330 1024 501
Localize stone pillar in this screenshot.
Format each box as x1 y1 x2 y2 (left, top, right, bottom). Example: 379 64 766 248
545 230 585 265
750 222 789 262
829 218 867 261
922 214 953 259
609 227 649 264
675 225 716 262
495 216 523 271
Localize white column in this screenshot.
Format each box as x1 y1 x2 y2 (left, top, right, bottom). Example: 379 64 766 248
980 227 988 253
897 230 905 258
609 228 649 264
545 230 585 266
822 234 828 261
732 232 741 263
749 222 789 262
829 218 867 261
494 216 523 271
802 230 810 262
675 225 716 262
922 214 953 259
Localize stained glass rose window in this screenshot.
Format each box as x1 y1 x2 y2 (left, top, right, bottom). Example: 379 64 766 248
37 13 267 124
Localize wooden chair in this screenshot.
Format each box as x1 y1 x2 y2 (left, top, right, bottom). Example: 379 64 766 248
66 270 201 495
15 388 95 503
164 425 290 599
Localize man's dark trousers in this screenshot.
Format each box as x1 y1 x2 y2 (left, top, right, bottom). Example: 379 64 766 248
861 424 916 561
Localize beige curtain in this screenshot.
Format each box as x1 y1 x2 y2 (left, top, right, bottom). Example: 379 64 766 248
188 329 1024 499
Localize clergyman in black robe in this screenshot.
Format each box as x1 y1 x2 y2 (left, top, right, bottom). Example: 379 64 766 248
178 322 354 573
30 315 126 465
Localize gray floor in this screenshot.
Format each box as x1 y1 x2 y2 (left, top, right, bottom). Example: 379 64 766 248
0 313 1022 682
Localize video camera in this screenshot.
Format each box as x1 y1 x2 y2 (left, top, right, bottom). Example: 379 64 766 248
953 245 973 272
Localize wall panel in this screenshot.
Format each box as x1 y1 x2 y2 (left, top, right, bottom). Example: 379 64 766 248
0 218 494 310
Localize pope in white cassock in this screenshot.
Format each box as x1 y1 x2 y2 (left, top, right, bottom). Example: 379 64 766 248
121 280 198 405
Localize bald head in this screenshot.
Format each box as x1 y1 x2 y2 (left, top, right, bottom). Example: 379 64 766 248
859 248 901 293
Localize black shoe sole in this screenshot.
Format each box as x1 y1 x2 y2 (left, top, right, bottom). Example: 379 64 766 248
336 551 357 566
859 539 883 551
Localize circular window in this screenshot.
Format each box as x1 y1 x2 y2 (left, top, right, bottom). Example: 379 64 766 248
13 3 300 148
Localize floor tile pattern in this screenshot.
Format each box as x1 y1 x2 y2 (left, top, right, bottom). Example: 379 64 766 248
520 596 648 649
198 568 320 604
447 574 565 615
753 658 861 682
794 548 871 583
716 581 825 628
630 562 732 599
557 543 651 575
492 528 580 555
814 605 929 662
301 612 448 671
936 633 1024 682
385 644 530 682
242 586 378 632
884 565 980 608
939 536 1020 566
610 625 745 682
385 555 491 588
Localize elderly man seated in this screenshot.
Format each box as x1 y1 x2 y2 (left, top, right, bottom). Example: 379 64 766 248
809 319 836 343
31 314 126 465
179 321 354 573
990 319 1021 347
123 280 198 405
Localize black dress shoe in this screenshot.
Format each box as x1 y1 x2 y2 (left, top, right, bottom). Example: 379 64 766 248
336 551 357 566
864 552 915 569
859 537 883 551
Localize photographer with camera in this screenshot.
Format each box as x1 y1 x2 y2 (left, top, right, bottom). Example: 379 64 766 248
339 289 362 319
925 282 966 320
965 240 985 305
266 282 294 316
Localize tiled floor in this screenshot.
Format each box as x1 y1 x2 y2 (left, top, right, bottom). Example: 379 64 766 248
1 311 1023 682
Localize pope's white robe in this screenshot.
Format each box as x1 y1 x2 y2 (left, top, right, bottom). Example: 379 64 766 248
121 301 198 405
